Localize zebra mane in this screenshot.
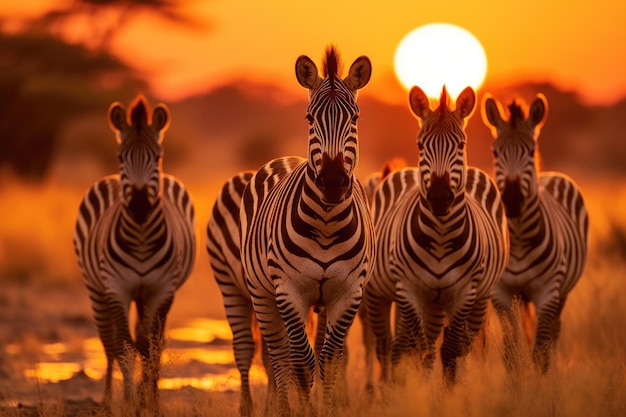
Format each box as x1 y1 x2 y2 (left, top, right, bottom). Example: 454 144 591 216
508 101 526 127
322 45 343 89
130 94 150 127
435 85 450 120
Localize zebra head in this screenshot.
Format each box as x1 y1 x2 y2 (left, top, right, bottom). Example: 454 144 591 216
409 85 476 217
295 46 371 204
108 95 169 224
482 94 547 218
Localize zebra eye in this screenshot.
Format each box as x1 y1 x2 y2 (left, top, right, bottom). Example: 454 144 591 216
458 141 465 151
417 141 424 151
306 114 314 124
351 114 359 123
492 149 499 158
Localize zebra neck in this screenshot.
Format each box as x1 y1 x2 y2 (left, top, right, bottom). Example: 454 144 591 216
508 197 545 248
416 195 467 237
295 173 355 240
116 203 168 261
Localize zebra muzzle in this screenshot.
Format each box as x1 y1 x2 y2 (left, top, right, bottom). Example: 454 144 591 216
502 177 524 218
426 173 454 217
316 153 351 204
126 186 153 224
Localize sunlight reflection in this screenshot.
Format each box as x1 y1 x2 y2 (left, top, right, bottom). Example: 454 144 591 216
167 318 233 342
13 319 261 391
25 362 82 383
164 347 234 365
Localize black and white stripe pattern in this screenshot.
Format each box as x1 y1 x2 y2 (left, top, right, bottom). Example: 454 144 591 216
239 47 375 416
483 94 588 373
363 86 509 387
206 170 274 416
73 95 196 413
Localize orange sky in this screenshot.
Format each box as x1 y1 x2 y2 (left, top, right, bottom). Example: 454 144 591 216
3 0 626 105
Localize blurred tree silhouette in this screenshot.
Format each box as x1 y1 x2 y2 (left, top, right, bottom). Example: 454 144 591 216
0 31 147 180
27 0 207 50
0 1 209 181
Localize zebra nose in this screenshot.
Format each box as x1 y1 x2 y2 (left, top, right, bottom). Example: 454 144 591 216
502 177 524 218
316 153 350 204
127 186 152 223
426 173 454 217
316 170 350 204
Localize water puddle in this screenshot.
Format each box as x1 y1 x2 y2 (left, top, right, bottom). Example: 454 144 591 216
5 318 268 392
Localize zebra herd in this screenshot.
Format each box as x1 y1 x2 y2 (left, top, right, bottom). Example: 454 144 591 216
73 46 589 417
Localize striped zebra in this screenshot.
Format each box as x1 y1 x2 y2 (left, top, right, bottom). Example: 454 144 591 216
240 47 375 416
73 95 196 414
363 157 408 204
206 173 337 416
482 94 588 373
206 170 273 416
363 86 509 387
360 157 406 391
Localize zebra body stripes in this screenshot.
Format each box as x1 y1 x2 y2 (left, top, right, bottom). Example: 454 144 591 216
483 94 588 373
73 95 195 413
240 47 375 416
363 86 509 387
206 170 274 417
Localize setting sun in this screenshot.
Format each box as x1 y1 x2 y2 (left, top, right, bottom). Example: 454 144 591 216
394 23 488 99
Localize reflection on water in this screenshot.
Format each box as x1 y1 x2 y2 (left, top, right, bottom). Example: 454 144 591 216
5 318 268 391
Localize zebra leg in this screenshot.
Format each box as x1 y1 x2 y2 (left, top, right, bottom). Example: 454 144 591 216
260 335 278 416
392 294 425 385
419 303 446 378
107 296 136 404
276 294 315 411
315 306 350 407
90 290 118 412
364 294 393 387
532 287 561 373
318 298 359 412
135 291 175 415
358 300 376 396
223 296 257 417
440 286 479 387
492 284 525 376
252 296 292 417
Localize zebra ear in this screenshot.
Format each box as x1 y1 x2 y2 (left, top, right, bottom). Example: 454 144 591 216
455 86 476 120
529 94 548 130
295 55 322 90
482 94 505 137
483 95 505 131
344 56 372 92
409 86 431 121
108 103 127 141
152 104 170 137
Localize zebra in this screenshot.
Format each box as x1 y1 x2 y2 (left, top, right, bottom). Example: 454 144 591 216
73 95 196 414
206 170 274 417
206 172 341 416
363 86 509 387
239 46 375 416
363 157 408 204
482 94 589 373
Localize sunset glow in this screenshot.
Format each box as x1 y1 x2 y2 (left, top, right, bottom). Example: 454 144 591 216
394 24 487 99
